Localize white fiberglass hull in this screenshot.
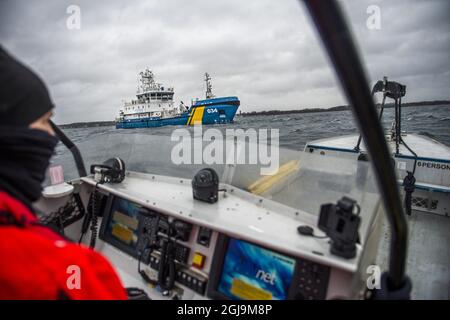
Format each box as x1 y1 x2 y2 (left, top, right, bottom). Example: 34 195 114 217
306 133 450 216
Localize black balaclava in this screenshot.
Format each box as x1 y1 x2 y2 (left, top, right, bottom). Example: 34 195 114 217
0 46 59 208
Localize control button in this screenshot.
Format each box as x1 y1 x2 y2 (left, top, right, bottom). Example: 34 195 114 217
196 281 206 294
197 227 212 247
192 252 206 269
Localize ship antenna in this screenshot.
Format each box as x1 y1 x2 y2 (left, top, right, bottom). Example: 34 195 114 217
205 72 215 99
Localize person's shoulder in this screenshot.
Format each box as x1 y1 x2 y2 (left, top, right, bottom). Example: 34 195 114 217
53 241 128 299
0 227 127 299
0 223 111 270
0 226 67 299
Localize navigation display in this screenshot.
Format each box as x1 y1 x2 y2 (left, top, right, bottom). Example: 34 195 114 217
102 197 141 253
217 238 296 300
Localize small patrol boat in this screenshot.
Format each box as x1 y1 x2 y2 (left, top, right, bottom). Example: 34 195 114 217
115 70 240 129
305 77 450 217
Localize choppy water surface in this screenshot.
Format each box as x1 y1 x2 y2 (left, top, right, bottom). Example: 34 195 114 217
59 104 450 148
53 104 450 180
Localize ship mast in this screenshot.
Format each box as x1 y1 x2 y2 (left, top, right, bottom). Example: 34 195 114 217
205 72 215 99
138 67 161 93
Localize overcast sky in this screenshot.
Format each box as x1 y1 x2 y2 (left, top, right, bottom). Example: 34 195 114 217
1 0 449 124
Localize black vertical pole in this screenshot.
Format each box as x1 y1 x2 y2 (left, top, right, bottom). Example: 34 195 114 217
300 0 408 289
395 98 400 154
398 97 402 145
354 91 387 152
378 94 386 120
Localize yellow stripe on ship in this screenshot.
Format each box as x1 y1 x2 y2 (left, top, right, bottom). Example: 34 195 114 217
186 108 195 125
189 106 205 125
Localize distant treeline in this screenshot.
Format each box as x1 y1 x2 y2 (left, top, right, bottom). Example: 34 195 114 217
239 105 349 117
238 100 450 117
58 100 449 128
59 121 115 129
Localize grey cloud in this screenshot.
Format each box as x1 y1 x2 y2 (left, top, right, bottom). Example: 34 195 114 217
1 0 449 124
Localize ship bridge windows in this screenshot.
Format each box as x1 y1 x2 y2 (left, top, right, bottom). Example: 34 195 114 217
146 92 174 101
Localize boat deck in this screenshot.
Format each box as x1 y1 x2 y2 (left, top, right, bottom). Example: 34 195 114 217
307 134 450 160
376 210 450 299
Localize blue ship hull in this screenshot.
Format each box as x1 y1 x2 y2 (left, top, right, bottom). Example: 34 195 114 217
116 96 240 129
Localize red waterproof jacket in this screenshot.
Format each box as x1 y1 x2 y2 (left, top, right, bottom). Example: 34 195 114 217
0 191 127 299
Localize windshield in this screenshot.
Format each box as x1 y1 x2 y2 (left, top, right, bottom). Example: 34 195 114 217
48 129 379 237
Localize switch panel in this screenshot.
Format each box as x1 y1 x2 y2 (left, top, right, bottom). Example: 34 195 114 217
176 269 207 295
289 258 330 300
174 243 190 264
148 254 207 295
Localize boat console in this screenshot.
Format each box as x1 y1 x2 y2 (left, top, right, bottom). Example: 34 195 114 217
37 135 384 300
305 77 450 217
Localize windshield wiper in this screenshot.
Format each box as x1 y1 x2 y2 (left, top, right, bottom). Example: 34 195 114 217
50 120 87 178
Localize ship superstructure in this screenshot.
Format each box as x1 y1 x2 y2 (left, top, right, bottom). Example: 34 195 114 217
116 68 188 127
116 70 240 129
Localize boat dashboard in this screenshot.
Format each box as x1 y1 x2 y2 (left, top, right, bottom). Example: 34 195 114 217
38 147 385 300
34 132 386 300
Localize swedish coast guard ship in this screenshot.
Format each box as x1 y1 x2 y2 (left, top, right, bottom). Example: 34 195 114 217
116 69 240 129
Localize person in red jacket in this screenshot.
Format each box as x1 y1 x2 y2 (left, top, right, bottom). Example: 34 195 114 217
0 46 127 299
